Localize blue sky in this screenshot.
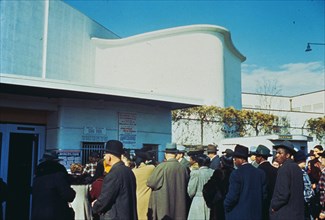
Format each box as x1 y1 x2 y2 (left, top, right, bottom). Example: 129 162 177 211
64 0 325 96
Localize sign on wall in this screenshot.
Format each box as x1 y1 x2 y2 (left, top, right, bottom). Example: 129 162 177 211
82 126 108 142
56 150 82 171
118 112 137 149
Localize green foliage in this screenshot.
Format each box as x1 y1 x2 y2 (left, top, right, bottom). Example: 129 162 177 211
172 106 280 138
307 117 325 143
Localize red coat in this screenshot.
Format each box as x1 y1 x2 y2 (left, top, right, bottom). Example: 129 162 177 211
89 176 104 202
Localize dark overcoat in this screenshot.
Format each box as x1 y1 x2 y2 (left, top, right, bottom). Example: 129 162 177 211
210 156 221 170
92 161 138 220
270 159 304 220
147 158 189 220
258 161 278 220
224 163 267 220
31 161 76 220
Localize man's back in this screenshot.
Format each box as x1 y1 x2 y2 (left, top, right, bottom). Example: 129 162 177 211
147 158 189 220
92 161 138 220
224 163 266 220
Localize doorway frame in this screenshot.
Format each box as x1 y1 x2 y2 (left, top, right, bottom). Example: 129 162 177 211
0 123 45 181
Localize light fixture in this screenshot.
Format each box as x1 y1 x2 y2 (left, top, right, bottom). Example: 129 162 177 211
305 42 325 52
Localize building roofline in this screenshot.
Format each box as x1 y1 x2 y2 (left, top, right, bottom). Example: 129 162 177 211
242 89 325 98
92 24 246 62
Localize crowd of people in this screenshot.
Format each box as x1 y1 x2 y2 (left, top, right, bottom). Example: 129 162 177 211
27 140 325 220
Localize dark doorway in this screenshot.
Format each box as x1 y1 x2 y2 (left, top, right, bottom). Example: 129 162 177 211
6 133 38 220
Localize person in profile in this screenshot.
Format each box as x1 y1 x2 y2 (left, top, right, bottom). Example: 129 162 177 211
31 151 76 220
92 140 138 220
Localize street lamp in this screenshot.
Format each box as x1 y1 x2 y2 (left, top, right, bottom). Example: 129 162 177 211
305 42 325 52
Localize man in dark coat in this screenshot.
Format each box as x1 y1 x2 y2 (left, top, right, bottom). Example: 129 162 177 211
251 145 278 220
92 140 138 220
207 144 221 170
270 141 304 220
224 144 267 220
31 151 76 220
147 143 189 220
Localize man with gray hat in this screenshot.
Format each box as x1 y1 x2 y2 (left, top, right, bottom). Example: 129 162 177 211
251 145 278 220
92 140 138 220
147 143 189 220
270 140 304 220
207 144 221 170
176 145 190 169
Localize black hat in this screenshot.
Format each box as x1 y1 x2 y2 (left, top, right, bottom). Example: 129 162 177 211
136 150 153 161
233 144 249 158
164 143 178 153
105 140 124 157
39 151 62 163
294 150 307 163
252 145 272 157
274 140 296 154
222 149 234 157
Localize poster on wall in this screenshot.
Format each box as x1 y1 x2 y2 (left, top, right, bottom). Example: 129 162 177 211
118 112 137 149
56 150 82 171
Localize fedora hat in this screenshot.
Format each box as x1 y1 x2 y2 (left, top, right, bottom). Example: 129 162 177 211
187 145 205 156
105 140 124 157
274 140 296 154
136 150 153 161
233 144 249 158
294 150 307 163
222 149 234 157
177 145 187 153
39 151 62 163
207 144 218 153
164 143 178 153
252 145 272 157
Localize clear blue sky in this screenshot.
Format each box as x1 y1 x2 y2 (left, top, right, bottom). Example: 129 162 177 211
64 0 325 96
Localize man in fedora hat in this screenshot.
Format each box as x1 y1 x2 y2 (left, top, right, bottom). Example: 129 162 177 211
147 143 189 220
224 144 267 220
176 145 190 169
92 140 138 220
251 145 278 220
207 144 221 170
270 140 304 220
32 151 76 220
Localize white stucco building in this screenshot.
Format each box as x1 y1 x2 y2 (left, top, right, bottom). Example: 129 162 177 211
0 1 245 218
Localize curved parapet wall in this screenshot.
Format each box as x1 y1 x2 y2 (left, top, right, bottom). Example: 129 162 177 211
0 0 245 108
92 25 245 107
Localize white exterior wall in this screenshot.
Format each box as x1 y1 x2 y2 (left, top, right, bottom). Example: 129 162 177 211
291 91 325 113
93 25 245 107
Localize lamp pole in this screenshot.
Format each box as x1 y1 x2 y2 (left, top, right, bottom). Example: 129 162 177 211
305 42 325 52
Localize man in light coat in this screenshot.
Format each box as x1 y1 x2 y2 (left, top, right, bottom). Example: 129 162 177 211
270 141 304 220
147 143 189 220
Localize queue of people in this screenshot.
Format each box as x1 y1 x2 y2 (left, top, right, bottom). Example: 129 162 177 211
28 140 325 220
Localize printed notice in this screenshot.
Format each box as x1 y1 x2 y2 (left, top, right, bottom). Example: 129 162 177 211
119 112 137 149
